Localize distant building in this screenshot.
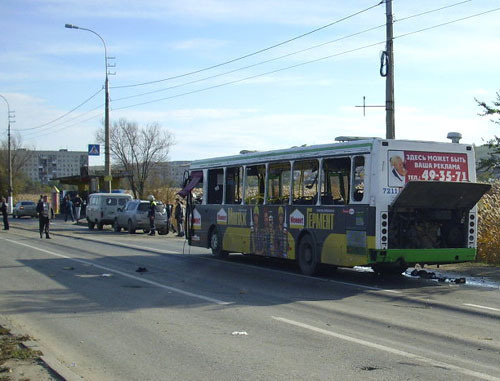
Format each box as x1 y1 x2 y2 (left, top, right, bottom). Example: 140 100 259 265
20 149 89 184
152 161 191 187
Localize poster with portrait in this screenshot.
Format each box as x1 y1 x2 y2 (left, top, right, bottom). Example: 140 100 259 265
388 150 469 187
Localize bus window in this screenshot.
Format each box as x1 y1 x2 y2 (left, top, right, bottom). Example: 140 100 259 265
245 165 265 204
267 162 291 204
208 168 223 204
352 156 365 202
226 167 243 204
322 157 350 205
292 160 319 205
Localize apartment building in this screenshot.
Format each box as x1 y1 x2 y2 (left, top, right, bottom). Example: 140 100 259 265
20 149 88 184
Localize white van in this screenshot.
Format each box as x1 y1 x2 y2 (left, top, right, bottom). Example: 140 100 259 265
86 193 133 230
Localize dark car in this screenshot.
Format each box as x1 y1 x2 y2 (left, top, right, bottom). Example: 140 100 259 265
13 201 37 218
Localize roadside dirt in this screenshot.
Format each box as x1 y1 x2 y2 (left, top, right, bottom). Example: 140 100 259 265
0 325 62 381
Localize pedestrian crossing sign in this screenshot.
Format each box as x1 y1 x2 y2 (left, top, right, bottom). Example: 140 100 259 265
88 144 100 156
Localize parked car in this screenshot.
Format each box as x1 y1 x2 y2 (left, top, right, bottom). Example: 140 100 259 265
12 201 37 218
114 200 169 234
86 193 133 230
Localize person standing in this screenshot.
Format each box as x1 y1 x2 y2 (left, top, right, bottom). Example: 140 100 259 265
174 199 184 237
148 195 157 236
64 194 74 222
37 195 54 239
1 197 9 231
73 194 82 223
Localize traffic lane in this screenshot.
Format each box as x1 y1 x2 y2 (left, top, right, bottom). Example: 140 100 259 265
5 224 500 326
5 224 500 320
3 231 500 354
0 233 500 378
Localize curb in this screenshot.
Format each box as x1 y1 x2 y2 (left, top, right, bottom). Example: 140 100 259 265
0 315 82 381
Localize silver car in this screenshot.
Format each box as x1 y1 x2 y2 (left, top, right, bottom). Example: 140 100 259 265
113 200 169 234
13 201 37 218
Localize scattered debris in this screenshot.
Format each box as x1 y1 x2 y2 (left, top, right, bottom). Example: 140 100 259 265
407 269 466 284
231 331 248 336
101 273 113 277
63 267 75 271
360 366 380 371
135 267 148 273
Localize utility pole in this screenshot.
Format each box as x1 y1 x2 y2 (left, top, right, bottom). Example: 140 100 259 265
0 94 14 213
385 0 395 139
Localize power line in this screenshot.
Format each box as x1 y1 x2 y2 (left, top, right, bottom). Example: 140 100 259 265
13 87 103 131
111 1 384 89
111 5 500 111
112 24 386 103
111 0 473 104
21 103 104 137
26 110 104 140
394 5 500 41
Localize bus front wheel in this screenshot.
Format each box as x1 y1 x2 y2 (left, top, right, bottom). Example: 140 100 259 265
210 227 228 258
298 235 319 276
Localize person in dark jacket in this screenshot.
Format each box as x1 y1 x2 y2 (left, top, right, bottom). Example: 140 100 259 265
37 195 54 239
148 195 157 236
64 194 74 222
174 199 184 237
73 194 82 222
1 197 9 230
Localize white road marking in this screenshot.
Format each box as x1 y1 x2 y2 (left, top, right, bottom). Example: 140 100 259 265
272 316 500 381
463 303 500 312
9 225 401 294
2 237 230 306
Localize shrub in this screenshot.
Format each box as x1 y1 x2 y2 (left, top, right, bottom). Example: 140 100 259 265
477 181 500 264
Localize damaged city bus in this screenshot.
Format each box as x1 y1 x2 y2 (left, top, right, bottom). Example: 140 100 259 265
179 136 491 275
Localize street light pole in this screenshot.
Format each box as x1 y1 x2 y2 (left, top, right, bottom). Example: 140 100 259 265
0 94 13 214
65 24 112 192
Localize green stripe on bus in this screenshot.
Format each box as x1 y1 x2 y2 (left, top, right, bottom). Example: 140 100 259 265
373 248 476 264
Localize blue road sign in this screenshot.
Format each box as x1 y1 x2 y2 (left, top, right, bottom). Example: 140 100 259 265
88 144 100 156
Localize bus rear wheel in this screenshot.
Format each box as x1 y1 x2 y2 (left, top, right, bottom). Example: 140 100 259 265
210 227 228 258
298 235 319 276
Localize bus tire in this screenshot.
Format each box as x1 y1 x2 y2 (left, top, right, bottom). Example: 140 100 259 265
88 221 95 230
298 234 319 276
210 227 228 258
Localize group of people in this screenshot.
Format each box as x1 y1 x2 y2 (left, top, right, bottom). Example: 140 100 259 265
147 196 184 237
62 193 83 223
2 193 186 240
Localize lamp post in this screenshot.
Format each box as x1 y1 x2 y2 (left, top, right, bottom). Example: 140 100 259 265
65 24 112 192
0 94 13 213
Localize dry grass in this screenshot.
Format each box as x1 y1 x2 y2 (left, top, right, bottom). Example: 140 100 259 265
477 181 500 264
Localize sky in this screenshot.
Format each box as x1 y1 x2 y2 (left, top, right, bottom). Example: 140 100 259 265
1 0 499 166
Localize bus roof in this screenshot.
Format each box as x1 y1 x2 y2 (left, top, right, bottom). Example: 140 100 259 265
190 138 378 169
190 137 474 170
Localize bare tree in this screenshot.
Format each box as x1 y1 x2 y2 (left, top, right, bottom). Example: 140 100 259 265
97 118 175 199
0 132 34 195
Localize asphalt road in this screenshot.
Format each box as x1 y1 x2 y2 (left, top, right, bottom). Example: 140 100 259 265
0 218 499 380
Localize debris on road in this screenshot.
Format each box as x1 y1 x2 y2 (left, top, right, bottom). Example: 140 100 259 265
407 269 466 284
135 267 148 273
231 331 248 336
